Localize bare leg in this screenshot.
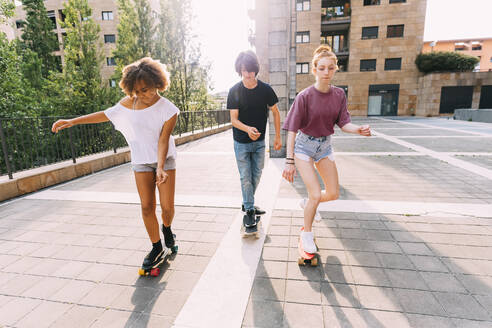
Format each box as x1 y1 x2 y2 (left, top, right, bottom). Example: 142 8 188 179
315 157 340 203
294 156 321 232
157 169 176 227
134 171 160 243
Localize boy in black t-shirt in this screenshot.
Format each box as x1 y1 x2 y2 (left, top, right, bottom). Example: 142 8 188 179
227 50 282 229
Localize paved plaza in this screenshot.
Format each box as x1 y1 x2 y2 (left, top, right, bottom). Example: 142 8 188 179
0 117 491 327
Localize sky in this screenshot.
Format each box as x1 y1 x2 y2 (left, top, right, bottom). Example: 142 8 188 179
191 0 492 93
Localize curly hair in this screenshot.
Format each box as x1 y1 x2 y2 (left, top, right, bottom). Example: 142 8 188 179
312 45 338 69
235 50 260 76
119 57 170 96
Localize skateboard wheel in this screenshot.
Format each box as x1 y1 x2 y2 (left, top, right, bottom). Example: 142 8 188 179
298 258 305 266
138 268 146 276
150 268 160 276
311 257 318 266
171 245 178 254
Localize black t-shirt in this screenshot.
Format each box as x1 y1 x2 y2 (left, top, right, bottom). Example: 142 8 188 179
226 80 278 143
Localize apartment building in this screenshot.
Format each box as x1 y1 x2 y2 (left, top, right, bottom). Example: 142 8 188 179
12 0 160 85
249 0 427 122
423 38 492 72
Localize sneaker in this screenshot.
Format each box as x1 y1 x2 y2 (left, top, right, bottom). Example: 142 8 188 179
142 247 164 268
162 225 175 248
241 205 266 215
243 209 256 228
301 231 317 254
299 198 322 222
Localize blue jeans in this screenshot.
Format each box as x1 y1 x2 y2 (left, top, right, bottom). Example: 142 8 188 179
234 139 265 211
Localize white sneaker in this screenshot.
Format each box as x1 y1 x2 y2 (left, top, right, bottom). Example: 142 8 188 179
299 198 322 222
301 231 317 254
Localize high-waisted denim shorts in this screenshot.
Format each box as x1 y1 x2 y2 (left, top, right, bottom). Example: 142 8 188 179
294 131 334 163
132 157 176 172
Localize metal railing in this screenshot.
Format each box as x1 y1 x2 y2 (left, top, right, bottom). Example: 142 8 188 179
0 110 230 179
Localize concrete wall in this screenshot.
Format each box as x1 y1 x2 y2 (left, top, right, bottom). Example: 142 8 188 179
416 71 492 116
454 108 492 123
0 124 231 202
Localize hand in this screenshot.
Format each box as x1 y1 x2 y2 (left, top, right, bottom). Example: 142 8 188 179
156 168 168 186
51 119 74 133
358 124 371 136
247 126 261 141
274 135 282 151
282 163 296 183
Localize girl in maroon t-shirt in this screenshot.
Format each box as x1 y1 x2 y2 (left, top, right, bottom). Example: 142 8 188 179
282 45 371 254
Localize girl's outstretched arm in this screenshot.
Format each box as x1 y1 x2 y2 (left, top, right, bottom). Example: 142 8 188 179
340 123 371 136
51 111 109 133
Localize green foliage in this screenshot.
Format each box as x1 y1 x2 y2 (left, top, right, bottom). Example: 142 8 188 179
156 0 213 112
415 51 480 74
113 0 155 80
0 0 14 23
57 0 105 115
20 0 60 77
0 34 25 117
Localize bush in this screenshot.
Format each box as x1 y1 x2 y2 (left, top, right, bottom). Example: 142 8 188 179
415 51 479 74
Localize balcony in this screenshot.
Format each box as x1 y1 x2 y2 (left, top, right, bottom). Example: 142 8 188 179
321 0 351 30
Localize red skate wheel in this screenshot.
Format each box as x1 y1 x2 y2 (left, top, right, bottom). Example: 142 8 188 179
150 268 160 276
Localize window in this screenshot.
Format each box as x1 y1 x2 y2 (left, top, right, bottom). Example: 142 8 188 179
296 63 309 74
102 11 113 20
109 79 117 87
104 34 116 43
472 42 482 51
296 31 310 43
106 57 116 66
364 0 380 5
389 0 406 3
490 57 492 63
360 59 376 71
47 10 56 29
454 42 466 51
58 10 66 23
337 85 348 97
362 27 378 39
385 58 402 70
15 20 23 29
296 0 310 11
387 25 404 38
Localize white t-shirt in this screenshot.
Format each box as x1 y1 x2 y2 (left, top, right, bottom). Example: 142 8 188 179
104 97 180 165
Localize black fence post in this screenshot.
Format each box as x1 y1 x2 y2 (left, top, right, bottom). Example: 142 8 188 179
68 128 76 164
111 124 117 153
0 119 13 179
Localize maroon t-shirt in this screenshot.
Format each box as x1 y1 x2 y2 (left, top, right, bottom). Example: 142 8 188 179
282 85 351 137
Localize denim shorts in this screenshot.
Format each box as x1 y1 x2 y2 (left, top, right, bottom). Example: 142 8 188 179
294 131 334 163
132 157 176 172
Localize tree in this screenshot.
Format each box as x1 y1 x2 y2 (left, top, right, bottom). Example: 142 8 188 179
20 0 59 77
113 0 155 79
0 0 14 24
55 0 105 115
415 52 480 74
157 0 212 113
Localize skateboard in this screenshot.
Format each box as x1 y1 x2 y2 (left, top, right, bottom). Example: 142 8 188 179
297 228 318 266
240 215 261 239
138 242 178 277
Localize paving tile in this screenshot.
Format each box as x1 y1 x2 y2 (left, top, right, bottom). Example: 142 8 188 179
393 289 445 316
89 309 139 328
385 269 428 289
287 261 323 282
172 254 210 273
15 300 72 328
132 313 174 328
145 290 188 316
21 276 69 299
452 318 492 328
49 279 97 303
357 285 402 312
434 292 490 320
0 273 43 295
456 274 492 295
377 253 414 270
256 260 287 279
110 286 159 312
350 266 391 287
421 272 468 293
322 263 355 284
79 283 127 307
321 282 360 308
261 246 289 261
165 270 200 292
0 296 42 326
345 251 381 267
50 305 104 328
283 302 323 328
251 277 285 302
242 300 284 328
408 255 449 272
406 314 455 328
285 279 321 304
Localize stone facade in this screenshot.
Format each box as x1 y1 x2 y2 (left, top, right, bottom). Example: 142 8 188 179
250 0 428 154
11 0 160 84
416 71 492 116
